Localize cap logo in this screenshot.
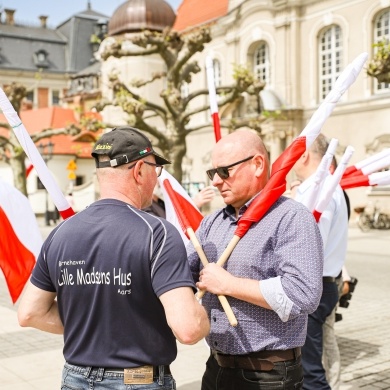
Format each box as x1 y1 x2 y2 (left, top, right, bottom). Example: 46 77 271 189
95 143 112 150
139 147 151 155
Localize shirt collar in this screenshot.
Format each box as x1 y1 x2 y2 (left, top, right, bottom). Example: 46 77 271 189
222 192 262 221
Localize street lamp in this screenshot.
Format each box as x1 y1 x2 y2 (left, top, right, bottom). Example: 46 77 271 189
38 141 54 226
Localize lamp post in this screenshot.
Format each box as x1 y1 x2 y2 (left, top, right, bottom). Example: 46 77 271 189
38 141 54 226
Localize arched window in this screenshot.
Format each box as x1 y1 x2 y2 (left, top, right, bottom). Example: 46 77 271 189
374 9 390 92
213 59 221 87
319 25 343 101
253 43 270 85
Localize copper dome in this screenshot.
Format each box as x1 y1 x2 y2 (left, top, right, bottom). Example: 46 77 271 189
108 0 176 36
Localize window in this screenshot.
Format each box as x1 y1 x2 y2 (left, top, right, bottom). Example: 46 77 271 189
52 90 60 106
253 43 270 85
26 90 34 103
374 10 390 92
33 49 49 68
213 59 221 87
319 25 343 100
75 176 84 186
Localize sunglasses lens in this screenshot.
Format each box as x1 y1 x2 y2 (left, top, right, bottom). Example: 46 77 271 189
207 169 216 180
217 168 229 179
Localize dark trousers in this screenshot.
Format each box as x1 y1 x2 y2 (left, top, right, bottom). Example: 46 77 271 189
302 280 339 390
201 352 303 390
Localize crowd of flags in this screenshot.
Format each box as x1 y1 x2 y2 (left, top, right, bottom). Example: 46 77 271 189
1 51 390 309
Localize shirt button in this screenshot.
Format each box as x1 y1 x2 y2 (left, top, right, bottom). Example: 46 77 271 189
213 317 216 322
214 341 218 347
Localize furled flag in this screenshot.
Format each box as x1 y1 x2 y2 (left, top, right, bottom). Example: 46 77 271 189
342 148 390 177
301 138 338 212
0 178 43 303
312 146 354 222
158 169 203 245
341 170 390 190
0 88 75 220
214 52 368 268
206 56 222 142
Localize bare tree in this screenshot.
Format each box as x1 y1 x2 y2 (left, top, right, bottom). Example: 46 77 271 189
98 27 267 182
0 83 103 196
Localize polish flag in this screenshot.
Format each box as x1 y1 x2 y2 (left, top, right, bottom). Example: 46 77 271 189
312 146 354 222
206 56 222 142
215 52 368 268
0 178 43 303
342 148 390 177
158 170 203 245
0 88 75 220
341 170 390 190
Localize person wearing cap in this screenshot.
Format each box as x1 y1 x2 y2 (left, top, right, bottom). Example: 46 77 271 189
18 126 210 389
187 129 324 390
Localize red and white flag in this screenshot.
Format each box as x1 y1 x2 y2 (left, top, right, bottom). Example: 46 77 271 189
342 148 390 177
0 178 43 303
313 146 354 222
341 170 390 190
301 138 338 212
206 56 222 142
158 170 203 245
0 88 75 220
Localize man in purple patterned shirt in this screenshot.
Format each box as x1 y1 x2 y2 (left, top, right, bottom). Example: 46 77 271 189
187 129 324 390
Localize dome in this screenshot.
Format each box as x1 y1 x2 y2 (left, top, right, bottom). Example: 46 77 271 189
108 0 176 36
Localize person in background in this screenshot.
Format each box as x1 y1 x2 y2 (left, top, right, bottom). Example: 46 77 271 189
18 126 210 389
187 129 324 390
293 134 348 390
144 184 216 218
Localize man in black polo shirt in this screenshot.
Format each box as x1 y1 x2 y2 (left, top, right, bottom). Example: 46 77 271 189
18 126 210 389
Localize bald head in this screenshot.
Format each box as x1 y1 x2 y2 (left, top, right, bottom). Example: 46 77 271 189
213 129 269 170
210 129 270 212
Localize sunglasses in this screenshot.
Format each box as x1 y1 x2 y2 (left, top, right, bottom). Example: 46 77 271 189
206 155 254 180
128 160 164 177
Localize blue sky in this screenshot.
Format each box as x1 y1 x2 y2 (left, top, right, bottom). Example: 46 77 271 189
0 0 182 27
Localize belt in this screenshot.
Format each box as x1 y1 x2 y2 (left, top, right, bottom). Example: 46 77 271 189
105 365 171 375
323 276 336 283
211 348 301 371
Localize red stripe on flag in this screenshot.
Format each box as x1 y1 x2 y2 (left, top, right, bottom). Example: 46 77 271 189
340 175 370 190
212 112 221 142
342 166 359 177
313 209 322 223
59 207 75 220
163 179 203 238
235 136 307 238
26 164 34 177
0 207 36 303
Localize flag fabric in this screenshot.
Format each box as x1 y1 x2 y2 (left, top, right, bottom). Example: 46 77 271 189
301 138 338 212
0 178 43 303
215 52 368 267
26 161 34 177
235 52 368 239
341 170 390 190
0 88 75 220
342 148 390 177
312 146 354 222
158 170 203 245
206 56 222 142
235 136 307 237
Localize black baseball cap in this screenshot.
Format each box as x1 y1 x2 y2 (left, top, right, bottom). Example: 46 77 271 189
91 126 170 168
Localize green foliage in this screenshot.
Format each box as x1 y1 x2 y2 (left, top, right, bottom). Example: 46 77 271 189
367 39 390 83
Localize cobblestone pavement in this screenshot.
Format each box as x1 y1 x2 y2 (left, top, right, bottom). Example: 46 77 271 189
0 221 389 389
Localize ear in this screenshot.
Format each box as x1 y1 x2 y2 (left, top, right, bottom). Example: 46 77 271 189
132 160 144 185
300 151 309 164
253 154 266 178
